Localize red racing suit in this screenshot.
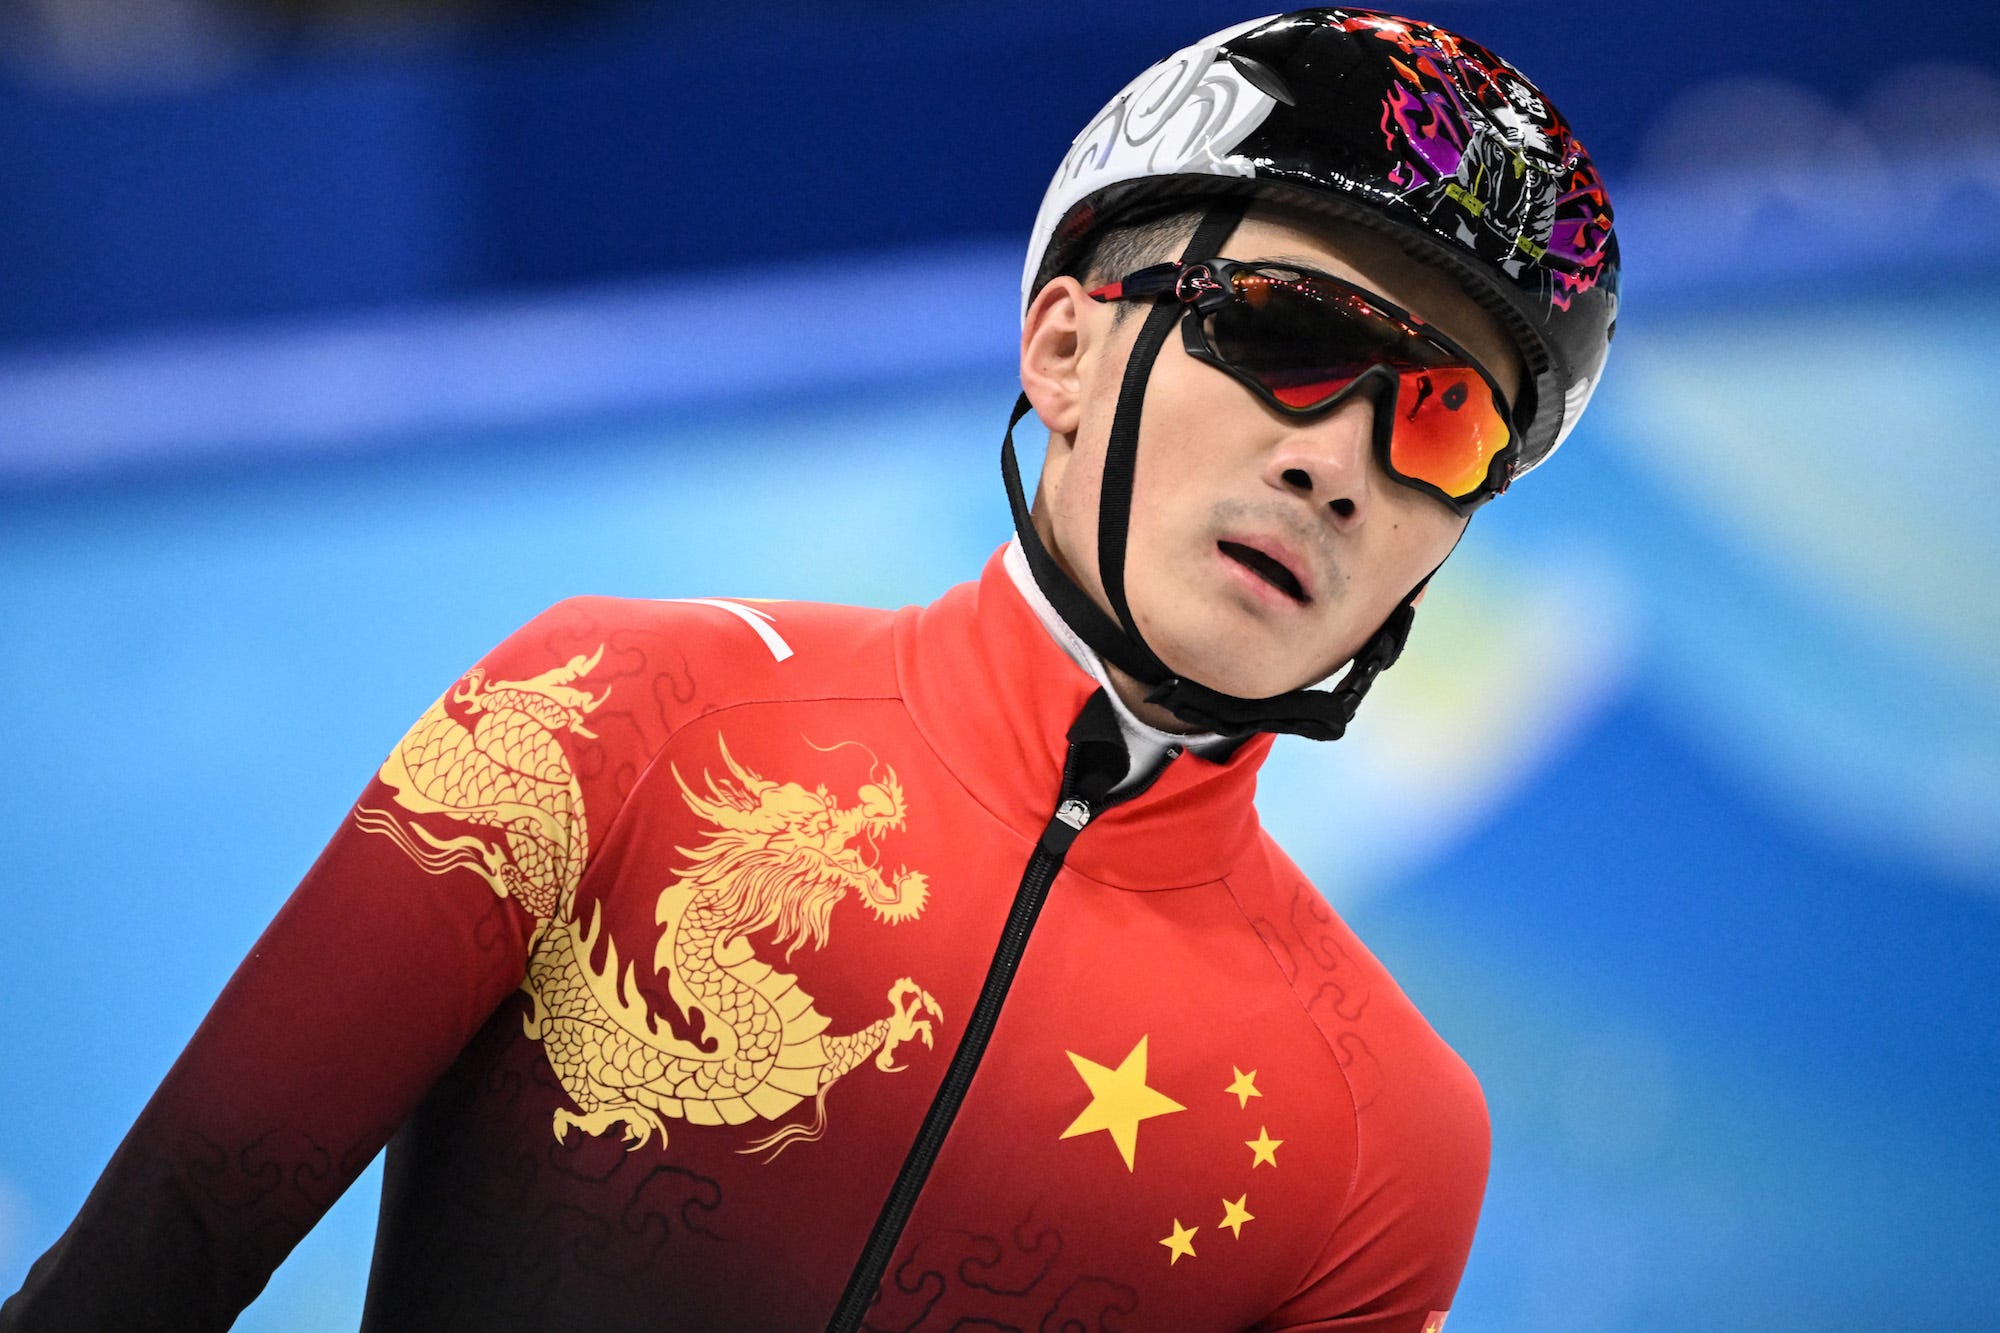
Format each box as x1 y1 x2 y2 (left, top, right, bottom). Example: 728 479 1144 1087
3 547 1488 1332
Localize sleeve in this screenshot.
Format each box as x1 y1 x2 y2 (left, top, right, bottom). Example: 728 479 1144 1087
0 600 640 1332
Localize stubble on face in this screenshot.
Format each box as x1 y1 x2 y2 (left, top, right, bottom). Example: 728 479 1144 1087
1146 494 1349 678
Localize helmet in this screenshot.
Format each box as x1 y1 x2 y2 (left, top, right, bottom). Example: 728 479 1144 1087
1024 7 1618 471
1002 9 1619 742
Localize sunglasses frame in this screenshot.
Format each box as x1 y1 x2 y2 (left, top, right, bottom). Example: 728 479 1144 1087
1088 258 1522 514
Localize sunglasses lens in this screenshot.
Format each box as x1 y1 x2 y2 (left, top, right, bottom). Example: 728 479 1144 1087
1390 366 1510 499
1204 269 1510 501
1206 274 1385 411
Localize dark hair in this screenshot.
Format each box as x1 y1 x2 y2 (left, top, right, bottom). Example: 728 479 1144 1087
1061 206 1205 324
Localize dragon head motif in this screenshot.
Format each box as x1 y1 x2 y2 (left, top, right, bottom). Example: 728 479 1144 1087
671 737 930 958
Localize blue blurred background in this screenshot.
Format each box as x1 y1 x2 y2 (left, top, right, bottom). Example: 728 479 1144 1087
3 2 1998 1329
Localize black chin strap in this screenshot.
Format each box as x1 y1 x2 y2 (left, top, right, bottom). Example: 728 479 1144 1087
1003 201 1438 743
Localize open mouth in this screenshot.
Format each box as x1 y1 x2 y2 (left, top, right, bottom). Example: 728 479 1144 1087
1218 541 1309 603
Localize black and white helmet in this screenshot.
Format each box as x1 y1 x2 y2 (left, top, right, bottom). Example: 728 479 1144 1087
1023 8 1619 473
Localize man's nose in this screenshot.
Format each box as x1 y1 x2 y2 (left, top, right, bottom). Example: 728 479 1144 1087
1263 394 1375 524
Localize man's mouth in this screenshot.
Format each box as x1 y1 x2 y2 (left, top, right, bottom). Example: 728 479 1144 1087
1218 540 1309 604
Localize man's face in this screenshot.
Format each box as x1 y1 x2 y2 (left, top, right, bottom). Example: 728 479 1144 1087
1025 208 1524 703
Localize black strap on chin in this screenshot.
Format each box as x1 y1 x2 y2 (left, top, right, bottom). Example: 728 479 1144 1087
1144 597 1418 742
1002 198 1444 743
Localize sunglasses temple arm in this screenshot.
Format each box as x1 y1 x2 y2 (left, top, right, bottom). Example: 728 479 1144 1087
1087 262 1187 304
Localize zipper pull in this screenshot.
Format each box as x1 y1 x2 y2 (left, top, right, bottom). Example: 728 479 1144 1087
1036 690 1131 857
1040 796 1093 856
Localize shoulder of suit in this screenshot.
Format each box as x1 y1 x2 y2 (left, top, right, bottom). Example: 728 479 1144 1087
528 593 901 704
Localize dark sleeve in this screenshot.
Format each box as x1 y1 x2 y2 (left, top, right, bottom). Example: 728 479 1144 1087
0 607 622 1331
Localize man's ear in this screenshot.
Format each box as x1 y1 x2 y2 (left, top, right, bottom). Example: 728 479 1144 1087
1020 277 1092 438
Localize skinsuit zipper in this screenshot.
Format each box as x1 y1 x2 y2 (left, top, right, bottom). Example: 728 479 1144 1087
826 690 1179 1332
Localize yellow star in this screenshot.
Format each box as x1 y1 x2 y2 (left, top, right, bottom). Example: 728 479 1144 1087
1224 1066 1262 1108
1219 1194 1254 1238
1060 1035 1187 1171
1247 1126 1283 1168
1160 1218 1198 1265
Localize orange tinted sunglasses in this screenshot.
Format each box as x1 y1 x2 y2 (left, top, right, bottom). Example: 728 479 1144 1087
1089 259 1520 512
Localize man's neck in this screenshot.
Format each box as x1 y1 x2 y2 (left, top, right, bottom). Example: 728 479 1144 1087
1000 539 1233 781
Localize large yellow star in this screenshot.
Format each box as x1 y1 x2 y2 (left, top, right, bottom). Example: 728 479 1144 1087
1219 1194 1254 1238
1060 1035 1186 1171
1224 1066 1262 1108
1160 1218 1198 1265
1247 1126 1283 1168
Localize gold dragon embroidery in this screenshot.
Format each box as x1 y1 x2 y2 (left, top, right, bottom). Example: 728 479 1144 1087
353 648 605 921
356 647 943 1158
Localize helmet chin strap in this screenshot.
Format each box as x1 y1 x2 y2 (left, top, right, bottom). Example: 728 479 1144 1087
1002 200 1437 743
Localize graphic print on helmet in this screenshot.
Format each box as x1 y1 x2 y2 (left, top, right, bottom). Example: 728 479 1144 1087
1360 11 1616 311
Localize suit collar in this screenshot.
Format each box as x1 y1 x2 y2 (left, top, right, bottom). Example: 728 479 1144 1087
896 547 1272 890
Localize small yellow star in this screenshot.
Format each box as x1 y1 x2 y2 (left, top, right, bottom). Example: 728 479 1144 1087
1224 1066 1262 1108
1160 1218 1199 1265
1247 1126 1283 1168
1060 1035 1187 1171
1219 1193 1254 1238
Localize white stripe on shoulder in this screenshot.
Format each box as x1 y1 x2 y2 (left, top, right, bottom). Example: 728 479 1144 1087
660 597 794 663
